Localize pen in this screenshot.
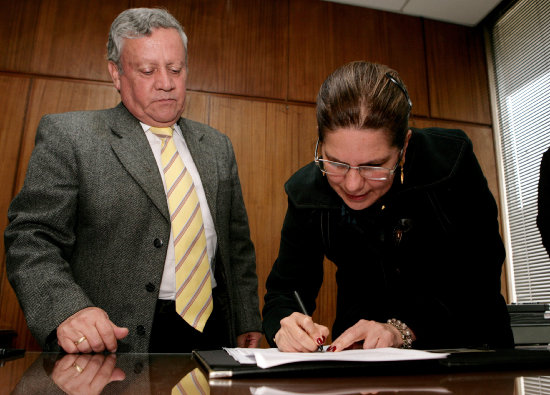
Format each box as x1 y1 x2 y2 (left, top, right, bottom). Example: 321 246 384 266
293 290 324 352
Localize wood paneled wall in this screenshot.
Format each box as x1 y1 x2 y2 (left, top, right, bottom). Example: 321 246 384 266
0 0 500 351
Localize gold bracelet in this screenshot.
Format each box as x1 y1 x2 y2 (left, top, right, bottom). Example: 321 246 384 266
387 318 413 349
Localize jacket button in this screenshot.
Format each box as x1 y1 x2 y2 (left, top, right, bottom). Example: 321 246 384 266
145 282 155 292
136 325 146 336
153 238 163 248
134 362 144 374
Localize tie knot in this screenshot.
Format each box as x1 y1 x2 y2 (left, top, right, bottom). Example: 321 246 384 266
150 126 174 138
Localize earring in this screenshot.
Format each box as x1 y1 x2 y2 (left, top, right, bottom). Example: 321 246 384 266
400 159 405 185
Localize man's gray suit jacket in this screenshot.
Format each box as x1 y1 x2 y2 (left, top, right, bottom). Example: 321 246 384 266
4 103 262 352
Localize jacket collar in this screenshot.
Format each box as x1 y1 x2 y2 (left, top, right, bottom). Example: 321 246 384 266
404 127 467 190
103 103 170 221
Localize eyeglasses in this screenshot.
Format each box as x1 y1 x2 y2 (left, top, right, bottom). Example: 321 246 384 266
314 139 402 181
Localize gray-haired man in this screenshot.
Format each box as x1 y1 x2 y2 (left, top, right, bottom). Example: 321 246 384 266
5 8 262 353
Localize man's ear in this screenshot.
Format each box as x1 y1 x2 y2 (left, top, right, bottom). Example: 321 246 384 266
108 61 121 91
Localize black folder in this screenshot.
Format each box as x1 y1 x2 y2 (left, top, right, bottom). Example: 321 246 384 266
192 348 550 379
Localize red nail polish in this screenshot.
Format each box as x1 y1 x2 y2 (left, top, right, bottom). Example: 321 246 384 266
327 346 335 352
321 335 326 342
316 338 323 345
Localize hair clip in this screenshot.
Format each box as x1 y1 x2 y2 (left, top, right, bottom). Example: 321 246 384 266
385 72 412 112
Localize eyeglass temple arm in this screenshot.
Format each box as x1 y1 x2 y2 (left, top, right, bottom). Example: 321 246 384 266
314 138 321 160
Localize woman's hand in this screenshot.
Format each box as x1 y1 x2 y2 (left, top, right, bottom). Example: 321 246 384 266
274 312 330 352
329 319 415 352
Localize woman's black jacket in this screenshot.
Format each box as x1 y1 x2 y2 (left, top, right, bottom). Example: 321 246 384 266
262 127 514 350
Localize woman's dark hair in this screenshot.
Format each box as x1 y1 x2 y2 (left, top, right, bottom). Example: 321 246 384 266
316 61 412 148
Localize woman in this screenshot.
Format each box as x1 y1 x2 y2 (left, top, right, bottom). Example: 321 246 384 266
262 61 513 352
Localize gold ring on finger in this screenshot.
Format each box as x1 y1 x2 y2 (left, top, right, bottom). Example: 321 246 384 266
72 362 83 373
74 336 87 346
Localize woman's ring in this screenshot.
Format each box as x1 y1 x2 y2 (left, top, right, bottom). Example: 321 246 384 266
72 362 83 373
74 336 87 346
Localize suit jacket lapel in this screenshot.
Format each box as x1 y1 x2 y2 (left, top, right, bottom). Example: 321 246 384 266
105 103 170 222
178 118 218 226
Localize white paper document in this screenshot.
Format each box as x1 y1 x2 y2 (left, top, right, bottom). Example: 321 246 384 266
250 385 451 395
223 347 448 369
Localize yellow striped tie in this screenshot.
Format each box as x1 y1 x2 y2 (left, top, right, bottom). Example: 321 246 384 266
172 368 210 395
151 127 213 332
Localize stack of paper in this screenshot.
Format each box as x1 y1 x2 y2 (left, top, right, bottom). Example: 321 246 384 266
223 347 448 369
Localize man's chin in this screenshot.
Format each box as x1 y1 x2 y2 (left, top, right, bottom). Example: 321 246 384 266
148 111 183 126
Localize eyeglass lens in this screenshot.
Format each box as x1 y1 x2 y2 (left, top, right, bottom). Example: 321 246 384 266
321 160 392 180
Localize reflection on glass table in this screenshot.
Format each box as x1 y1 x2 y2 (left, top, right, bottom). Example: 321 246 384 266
4 352 550 395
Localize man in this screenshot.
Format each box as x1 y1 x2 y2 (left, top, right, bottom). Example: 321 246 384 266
4 8 262 353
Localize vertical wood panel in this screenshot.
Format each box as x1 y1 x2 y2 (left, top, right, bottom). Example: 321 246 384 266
0 0 127 81
288 104 318 170
208 97 286 309
0 76 30 247
135 0 289 99
425 20 492 124
209 96 271 288
182 91 208 124
289 0 429 116
0 0 41 72
0 76 31 341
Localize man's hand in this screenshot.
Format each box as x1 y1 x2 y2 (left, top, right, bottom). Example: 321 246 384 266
56 307 129 353
274 312 329 352
51 353 125 395
237 331 262 348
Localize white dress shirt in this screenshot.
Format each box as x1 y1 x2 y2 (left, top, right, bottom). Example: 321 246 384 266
142 122 217 299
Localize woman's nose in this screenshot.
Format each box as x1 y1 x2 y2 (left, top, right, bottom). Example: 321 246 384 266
343 168 365 192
